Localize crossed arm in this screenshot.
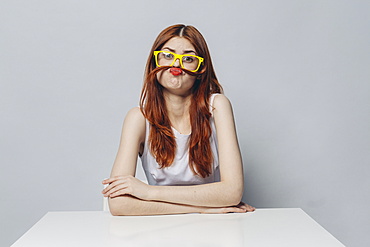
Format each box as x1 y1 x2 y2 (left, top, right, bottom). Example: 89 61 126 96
102 95 255 215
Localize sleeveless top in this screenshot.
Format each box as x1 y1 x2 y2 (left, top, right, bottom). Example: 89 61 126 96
140 94 221 186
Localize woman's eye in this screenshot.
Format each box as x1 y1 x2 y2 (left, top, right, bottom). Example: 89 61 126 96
163 52 174 59
183 56 194 63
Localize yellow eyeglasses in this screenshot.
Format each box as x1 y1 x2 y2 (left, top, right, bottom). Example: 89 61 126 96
153 51 204 72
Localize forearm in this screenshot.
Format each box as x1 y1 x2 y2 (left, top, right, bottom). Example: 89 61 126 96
104 175 243 208
147 181 243 207
108 195 206 216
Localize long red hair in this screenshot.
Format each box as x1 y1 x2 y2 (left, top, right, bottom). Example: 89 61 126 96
140 24 223 178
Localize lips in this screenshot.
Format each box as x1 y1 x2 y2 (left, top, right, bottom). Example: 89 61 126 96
169 68 182 76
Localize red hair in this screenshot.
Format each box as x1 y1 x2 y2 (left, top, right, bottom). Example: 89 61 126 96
140 24 223 178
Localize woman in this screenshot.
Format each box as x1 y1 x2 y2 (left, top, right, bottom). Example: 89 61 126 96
102 24 255 215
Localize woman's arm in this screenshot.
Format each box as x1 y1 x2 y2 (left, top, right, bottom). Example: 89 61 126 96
104 107 156 215
108 195 253 216
108 107 146 178
104 95 246 208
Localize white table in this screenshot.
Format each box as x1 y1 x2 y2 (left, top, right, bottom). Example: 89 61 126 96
11 208 344 247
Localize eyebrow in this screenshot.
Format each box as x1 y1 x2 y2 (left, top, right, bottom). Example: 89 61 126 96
162 46 196 54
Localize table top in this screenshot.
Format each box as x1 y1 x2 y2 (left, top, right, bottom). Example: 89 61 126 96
11 208 344 247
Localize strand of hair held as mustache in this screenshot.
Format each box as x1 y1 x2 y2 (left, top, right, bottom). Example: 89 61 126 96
148 66 204 79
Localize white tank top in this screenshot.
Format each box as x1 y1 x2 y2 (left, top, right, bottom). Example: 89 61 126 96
140 94 221 186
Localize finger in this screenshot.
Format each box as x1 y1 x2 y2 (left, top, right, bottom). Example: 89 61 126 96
223 207 247 214
102 178 114 184
102 177 112 184
245 205 256 212
102 176 122 185
102 177 128 194
109 187 130 198
104 182 128 197
237 202 256 211
102 182 115 194
104 186 125 197
102 175 134 185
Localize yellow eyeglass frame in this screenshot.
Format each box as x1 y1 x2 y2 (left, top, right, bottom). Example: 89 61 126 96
153 50 204 72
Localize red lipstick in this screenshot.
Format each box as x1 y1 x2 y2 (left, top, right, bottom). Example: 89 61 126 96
169 68 182 76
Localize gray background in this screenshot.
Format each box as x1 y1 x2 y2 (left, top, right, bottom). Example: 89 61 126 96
1 0 369 246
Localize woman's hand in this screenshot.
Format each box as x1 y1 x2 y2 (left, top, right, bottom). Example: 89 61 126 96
102 175 150 200
201 202 255 214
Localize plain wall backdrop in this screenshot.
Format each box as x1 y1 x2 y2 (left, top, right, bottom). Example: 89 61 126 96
1 0 369 246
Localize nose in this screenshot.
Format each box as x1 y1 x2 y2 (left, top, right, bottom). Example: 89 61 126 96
173 58 181 67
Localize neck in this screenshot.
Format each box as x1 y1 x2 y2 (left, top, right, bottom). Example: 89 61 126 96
162 92 192 135
163 92 192 119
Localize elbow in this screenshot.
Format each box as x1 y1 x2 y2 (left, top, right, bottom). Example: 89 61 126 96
227 192 243 206
109 204 123 216
108 197 124 216
222 184 244 206
108 196 134 216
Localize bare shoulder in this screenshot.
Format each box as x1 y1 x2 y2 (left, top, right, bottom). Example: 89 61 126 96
212 94 237 130
212 94 233 114
126 107 145 118
122 107 146 140
125 107 146 123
